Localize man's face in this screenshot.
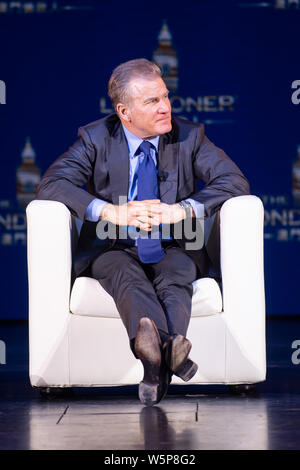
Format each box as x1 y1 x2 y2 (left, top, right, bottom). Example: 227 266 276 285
119 77 172 139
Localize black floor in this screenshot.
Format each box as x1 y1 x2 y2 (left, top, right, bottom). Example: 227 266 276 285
0 318 300 450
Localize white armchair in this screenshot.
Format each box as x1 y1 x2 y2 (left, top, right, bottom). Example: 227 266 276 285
26 195 266 390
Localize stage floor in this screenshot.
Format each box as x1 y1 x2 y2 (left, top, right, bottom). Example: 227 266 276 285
0 318 300 450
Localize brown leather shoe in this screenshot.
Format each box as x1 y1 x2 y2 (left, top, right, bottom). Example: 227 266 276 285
164 335 198 382
135 317 169 406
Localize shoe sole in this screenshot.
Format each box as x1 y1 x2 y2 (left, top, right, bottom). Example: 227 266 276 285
169 335 192 371
134 318 162 406
168 335 198 382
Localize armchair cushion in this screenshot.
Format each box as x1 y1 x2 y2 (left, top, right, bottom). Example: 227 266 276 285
70 276 223 319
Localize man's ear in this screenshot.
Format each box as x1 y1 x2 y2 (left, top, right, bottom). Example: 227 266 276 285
116 103 131 123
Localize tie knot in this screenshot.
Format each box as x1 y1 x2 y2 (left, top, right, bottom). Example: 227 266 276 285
139 140 152 156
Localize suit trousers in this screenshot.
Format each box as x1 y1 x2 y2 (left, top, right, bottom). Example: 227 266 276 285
89 240 198 348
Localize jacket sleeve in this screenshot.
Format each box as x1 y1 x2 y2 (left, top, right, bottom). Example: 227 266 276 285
188 124 250 218
36 127 97 220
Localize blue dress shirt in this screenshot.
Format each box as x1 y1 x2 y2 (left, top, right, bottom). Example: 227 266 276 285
85 124 204 231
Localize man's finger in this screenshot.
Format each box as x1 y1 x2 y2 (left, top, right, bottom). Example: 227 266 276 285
147 206 163 214
130 206 162 217
128 199 160 206
129 209 149 217
142 199 160 203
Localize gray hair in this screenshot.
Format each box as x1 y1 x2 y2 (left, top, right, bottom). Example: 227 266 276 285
107 58 162 109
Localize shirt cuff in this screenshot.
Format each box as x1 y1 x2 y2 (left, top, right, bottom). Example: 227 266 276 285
184 198 204 219
85 198 108 222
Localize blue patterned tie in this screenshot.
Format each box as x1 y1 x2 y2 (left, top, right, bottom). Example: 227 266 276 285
137 140 165 263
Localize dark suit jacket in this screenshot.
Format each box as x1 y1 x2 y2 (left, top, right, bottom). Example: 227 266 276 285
36 113 250 278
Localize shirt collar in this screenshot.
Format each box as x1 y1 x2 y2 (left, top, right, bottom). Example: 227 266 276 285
121 124 160 158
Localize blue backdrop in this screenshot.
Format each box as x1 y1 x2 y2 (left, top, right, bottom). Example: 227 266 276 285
0 0 299 318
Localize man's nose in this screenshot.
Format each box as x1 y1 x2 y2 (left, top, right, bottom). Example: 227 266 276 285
158 99 170 113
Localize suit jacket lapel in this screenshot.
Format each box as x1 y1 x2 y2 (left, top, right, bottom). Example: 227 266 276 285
107 119 130 205
158 120 179 204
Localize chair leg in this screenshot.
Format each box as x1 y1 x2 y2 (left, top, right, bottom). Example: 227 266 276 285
38 387 74 399
228 384 256 395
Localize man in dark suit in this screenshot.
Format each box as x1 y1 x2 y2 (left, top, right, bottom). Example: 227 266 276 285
36 58 250 406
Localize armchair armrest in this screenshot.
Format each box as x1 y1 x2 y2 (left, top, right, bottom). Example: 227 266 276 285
220 195 266 381
26 200 73 386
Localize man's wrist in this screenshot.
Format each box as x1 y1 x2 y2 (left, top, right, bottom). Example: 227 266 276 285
177 200 193 220
177 203 186 220
100 203 114 221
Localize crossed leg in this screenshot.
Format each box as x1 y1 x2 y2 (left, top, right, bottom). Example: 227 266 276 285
89 242 197 344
